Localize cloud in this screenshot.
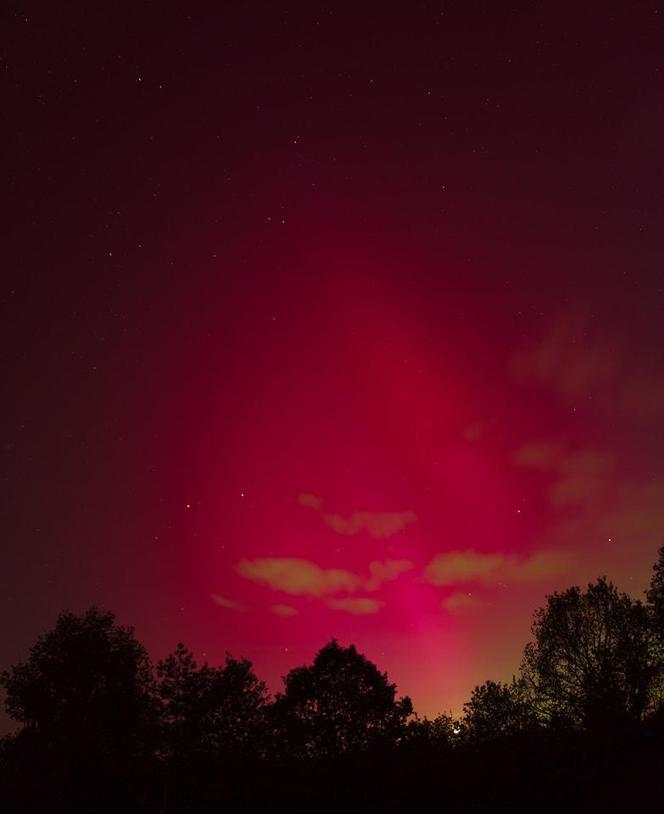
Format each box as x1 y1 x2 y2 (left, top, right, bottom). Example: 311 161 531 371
510 308 620 399
513 442 614 509
322 510 417 539
537 478 664 588
549 450 613 508
236 557 413 598
236 558 361 597
298 492 416 539
325 597 384 615
365 559 413 590
512 443 561 471
425 549 573 587
512 550 571 582
425 551 504 586
510 307 664 420
270 604 298 617
297 492 323 510
442 592 484 614
211 594 248 611
620 373 664 417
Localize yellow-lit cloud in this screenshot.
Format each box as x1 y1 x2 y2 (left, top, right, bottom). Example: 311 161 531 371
365 559 413 590
236 557 413 597
322 510 417 539
425 551 504 585
442 592 484 614
270 604 298 617
236 558 361 597
297 492 416 539
210 594 248 611
425 549 573 587
325 597 384 614
512 550 571 582
297 492 323 510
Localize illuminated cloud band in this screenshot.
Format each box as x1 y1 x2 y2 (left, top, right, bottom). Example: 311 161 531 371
425 549 572 587
298 492 417 539
236 557 413 598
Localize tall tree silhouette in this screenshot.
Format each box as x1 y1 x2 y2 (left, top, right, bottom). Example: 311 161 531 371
0 607 157 811
521 578 660 731
156 643 269 810
157 643 268 760
271 640 412 761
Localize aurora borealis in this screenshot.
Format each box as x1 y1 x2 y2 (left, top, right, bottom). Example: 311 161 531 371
3 3 664 723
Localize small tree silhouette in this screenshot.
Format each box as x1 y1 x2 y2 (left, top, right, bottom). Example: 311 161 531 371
462 678 537 742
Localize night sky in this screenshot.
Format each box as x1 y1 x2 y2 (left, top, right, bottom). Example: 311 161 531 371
3 3 664 722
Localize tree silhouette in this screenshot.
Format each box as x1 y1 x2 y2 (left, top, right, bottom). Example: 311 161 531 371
156 643 205 766
462 678 537 742
647 545 664 632
1 606 156 744
155 643 269 810
271 640 412 761
157 642 268 761
521 578 661 731
405 712 461 747
0 606 157 810
645 545 664 721
4 555 664 812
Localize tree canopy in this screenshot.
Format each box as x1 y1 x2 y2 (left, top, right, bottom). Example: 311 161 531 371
271 639 413 760
157 642 268 762
521 577 661 730
647 544 664 633
462 678 537 742
1 606 156 752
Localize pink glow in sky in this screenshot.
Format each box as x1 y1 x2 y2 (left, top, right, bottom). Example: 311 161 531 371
3 4 664 723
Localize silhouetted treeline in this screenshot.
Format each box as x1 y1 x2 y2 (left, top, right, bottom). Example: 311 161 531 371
2 547 664 813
